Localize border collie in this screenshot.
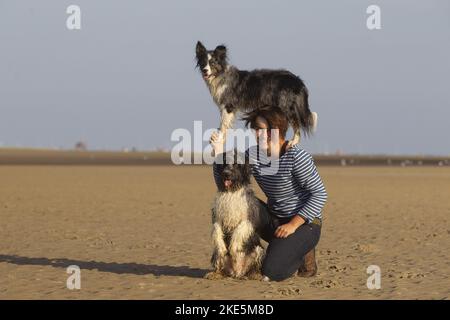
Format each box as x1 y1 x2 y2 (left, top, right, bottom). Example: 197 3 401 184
195 41 318 147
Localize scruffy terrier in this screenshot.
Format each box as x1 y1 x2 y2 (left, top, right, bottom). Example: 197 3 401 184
205 150 267 280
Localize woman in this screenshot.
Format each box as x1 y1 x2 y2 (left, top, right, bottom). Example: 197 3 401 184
210 106 328 281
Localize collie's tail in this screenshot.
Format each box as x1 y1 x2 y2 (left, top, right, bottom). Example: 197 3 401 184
296 86 317 136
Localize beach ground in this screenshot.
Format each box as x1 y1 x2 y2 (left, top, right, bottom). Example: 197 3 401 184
0 164 449 299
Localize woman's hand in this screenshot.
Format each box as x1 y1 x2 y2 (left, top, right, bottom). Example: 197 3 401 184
274 223 297 238
274 215 305 238
210 131 224 156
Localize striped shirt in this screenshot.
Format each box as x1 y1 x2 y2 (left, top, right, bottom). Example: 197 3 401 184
213 145 328 223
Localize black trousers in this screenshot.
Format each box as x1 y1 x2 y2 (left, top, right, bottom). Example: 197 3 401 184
256 200 322 281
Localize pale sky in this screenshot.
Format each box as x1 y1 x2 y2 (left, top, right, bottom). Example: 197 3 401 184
0 0 449 155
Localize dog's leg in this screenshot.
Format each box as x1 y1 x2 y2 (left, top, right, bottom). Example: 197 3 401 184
288 112 318 148
231 245 264 279
229 220 253 254
229 220 254 278
243 246 265 280
211 222 228 272
231 251 246 278
222 254 234 277
289 127 301 148
219 105 235 141
205 253 231 280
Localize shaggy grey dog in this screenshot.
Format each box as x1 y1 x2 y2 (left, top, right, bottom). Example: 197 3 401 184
206 150 267 280
195 41 317 147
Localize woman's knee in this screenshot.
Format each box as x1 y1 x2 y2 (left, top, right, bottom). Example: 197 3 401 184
262 262 295 282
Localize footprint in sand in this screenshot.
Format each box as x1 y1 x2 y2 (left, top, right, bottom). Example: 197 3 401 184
319 249 340 256
386 269 427 280
276 287 302 296
327 265 348 273
398 272 426 279
309 279 341 289
353 243 379 253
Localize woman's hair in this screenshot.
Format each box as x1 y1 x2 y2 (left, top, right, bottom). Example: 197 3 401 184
241 106 289 139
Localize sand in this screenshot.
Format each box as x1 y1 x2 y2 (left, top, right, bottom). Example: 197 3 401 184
0 164 449 299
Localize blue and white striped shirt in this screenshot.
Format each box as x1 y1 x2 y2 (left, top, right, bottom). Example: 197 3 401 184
213 145 327 223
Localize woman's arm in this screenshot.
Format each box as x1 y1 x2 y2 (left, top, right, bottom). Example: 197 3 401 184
274 150 327 238
291 149 328 223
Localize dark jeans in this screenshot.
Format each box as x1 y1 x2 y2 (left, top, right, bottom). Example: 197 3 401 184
256 200 322 281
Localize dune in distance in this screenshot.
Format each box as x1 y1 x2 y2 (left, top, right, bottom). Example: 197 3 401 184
0 148 449 166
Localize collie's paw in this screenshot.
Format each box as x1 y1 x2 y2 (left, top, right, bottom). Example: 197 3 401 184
287 140 298 149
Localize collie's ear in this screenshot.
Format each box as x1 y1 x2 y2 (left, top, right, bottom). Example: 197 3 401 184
214 45 227 60
196 41 206 57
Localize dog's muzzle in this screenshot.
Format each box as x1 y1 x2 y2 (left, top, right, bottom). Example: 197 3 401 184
223 179 233 188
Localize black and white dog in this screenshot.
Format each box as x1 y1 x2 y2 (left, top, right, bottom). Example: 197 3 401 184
195 41 318 147
206 150 267 280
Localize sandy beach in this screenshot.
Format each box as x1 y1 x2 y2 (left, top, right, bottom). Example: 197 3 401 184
0 161 449 299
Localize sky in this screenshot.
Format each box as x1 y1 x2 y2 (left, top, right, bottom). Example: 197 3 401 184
0 0 449 155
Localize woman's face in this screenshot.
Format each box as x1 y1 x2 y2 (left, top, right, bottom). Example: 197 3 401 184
253 116 270 150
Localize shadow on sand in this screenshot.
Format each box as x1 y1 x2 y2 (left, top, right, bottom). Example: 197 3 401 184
0 254 208 278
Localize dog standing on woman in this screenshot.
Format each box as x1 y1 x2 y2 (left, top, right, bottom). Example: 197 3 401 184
195 41 318 148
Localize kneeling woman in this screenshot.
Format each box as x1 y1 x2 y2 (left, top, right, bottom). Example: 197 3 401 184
210 107 328 281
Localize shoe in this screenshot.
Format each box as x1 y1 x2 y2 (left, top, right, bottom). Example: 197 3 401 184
297 248 317 277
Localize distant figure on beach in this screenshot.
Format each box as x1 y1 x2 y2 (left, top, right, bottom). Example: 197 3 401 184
74 141 87 151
